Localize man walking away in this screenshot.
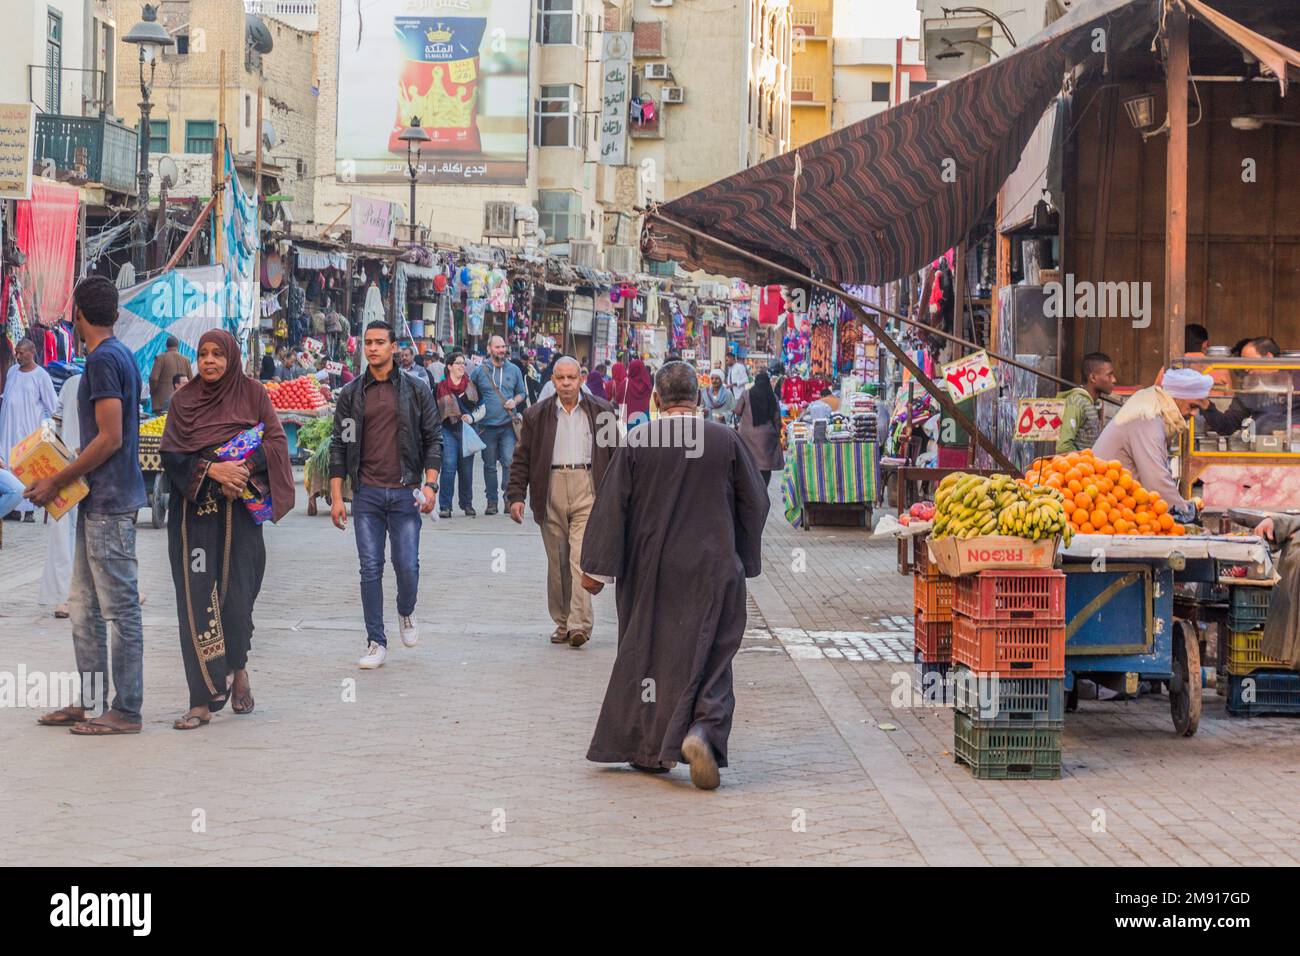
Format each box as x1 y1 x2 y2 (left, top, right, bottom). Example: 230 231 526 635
580 361 769 789
507 356 615 648
28 277 147 735
471 334 526 515
330 321 441 669
149 336 192 413
1055 352 1116 453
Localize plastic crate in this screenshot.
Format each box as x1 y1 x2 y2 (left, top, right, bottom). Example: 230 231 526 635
913 534 929 572
914 570 955 621
914 612 953 661
952 612 1065 678
1226 671 1300 717
953 711 1062 780
1224 629 1291 676
953 665 1065 728
914 651 953 704
953 570 1066 622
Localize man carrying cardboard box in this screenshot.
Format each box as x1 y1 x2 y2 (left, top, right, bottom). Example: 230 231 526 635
26 277 147 736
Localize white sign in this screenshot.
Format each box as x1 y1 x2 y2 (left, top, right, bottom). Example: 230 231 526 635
0 102 36 200
940 349 995 400
301 336 324 354
325 361 344 376
599 33 633 166
682 349 697 361
1015 398 1066 441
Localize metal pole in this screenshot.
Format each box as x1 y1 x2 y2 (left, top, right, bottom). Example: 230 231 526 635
135 49 155 274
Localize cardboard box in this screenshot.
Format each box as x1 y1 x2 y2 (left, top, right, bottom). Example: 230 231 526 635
8 424 88 520
928 534 1059 577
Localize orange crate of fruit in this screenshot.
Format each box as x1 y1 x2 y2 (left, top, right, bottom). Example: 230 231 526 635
952 612 1065 678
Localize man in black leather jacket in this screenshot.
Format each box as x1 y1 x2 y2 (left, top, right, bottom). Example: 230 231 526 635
329 320 441 669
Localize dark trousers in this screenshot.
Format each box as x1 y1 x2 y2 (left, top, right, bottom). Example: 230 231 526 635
352 484 421 646
438 422 476 510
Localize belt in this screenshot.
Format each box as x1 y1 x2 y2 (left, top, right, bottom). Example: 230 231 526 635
551 463 591 470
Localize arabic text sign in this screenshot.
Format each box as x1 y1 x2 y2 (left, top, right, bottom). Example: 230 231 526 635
0 102 35 200
941 349 995 400
599 33 632 166
1015 398 1066 441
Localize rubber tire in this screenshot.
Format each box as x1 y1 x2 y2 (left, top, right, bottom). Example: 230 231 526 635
1170 624 1202 737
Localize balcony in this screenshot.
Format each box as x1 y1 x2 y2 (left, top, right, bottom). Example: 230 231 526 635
33 114 139 196
791 76 825 105
791 11 827 39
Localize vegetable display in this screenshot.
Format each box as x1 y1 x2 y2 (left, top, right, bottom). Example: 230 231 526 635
266 376 327 412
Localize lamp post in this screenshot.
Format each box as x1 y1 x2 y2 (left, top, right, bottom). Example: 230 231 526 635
398 117 430 244
123 3 174 273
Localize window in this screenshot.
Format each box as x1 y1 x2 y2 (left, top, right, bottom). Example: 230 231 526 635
185 120 216 154
174 32 189 55
46 9 63 113
245 94 252 128
536 0 577 45
871 82 891 103
909 81 938 98
145 118 169 154
533 84 581 147
538 190 582 243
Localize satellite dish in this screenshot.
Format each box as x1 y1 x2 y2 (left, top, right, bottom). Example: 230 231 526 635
158 155 179 188
262 119 278 151
246 14 274 55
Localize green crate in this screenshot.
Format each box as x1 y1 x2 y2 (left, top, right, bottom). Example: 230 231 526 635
953 711 1062 780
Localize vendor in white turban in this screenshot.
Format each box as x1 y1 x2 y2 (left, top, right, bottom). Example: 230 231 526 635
1092 368 1214 521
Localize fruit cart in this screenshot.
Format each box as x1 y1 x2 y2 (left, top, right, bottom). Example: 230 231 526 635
1058 533 1272 736
137 415 169 529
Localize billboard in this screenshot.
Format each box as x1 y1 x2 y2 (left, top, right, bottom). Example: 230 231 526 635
335 0 531 186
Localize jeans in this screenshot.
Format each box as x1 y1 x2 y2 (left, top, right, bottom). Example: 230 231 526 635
439 422 476 511
352 483 421 646
70 512 144 721
0 468 25 518
478 422 517 506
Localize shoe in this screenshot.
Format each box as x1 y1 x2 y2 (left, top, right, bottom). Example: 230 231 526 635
358 641 387 669
629 761 670 774
439 509 451 519
681 733 720 790
399 614 419 647
550 627 569 644
463 506 477 517
53 604 69 619
485 502 498 516
568 631 589 649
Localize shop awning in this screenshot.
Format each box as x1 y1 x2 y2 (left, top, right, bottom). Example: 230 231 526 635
645 0 1157 286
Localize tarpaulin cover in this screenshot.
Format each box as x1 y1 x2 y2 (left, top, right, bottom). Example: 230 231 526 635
15 179 79 327
645 0 1155 286
114 265 226 387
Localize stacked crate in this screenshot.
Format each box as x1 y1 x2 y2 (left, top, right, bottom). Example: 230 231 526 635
951 570 1066 779
1223 585 1300 717
913 536 956 703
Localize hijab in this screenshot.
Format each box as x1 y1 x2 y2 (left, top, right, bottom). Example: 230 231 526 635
748 369 779 427
624 359 652 413
610 362 627 400
161 330 296 522
586 369 608 400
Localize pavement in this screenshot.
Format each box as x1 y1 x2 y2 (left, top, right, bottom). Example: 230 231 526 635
2 477 1300 866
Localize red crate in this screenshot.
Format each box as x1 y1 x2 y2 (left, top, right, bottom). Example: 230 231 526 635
953 570 1066 623
914 612 953 662
913 570 955 621
952 612 1065 677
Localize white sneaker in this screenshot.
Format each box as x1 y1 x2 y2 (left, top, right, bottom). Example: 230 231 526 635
358 641 387 669
400 614 419 647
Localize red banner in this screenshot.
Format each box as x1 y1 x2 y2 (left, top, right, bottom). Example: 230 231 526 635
16 179 79 327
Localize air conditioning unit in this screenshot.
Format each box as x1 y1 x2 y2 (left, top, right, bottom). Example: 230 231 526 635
645 62 671 81
649 0 673 6
483 201 516 238
569 240 599 269
604 244 640 274
662 86 685 104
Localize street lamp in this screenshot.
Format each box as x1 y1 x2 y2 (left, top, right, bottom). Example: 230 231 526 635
123 3 174 272
398 117 430 243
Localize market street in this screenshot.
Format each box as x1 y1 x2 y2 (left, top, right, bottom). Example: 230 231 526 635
2 485 1299 867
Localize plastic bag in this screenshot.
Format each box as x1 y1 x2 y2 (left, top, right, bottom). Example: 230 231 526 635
461 421 485 457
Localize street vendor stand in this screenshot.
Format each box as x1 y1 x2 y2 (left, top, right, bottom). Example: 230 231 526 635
781 438 876 530
137 433 169 529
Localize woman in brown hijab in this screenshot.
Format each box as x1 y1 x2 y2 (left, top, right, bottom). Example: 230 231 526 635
160 330 295 730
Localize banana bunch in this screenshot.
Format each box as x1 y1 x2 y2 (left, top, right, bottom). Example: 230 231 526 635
932 472 1072 544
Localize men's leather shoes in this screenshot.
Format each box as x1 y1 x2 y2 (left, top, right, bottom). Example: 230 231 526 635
485 502 498 516
550 627 569 644
463 506 477 517
568 631 589 648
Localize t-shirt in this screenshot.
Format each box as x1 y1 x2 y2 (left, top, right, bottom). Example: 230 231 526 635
359 375 403 488
78 337 146 514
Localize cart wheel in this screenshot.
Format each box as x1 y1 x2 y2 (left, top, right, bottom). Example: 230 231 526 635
1170 623 1202 737
151 473 167 529
307 494 318 516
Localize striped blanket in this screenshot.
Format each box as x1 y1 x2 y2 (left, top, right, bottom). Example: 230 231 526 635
782 441 876 527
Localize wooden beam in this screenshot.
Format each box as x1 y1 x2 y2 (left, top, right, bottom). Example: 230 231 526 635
1084 87 1117 356
1163 3 1190 366
161 194 218 273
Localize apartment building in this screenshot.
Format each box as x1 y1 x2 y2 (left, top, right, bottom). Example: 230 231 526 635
0 1 118 118
832 36 934 129
917 0 1063 79
789 0 832 147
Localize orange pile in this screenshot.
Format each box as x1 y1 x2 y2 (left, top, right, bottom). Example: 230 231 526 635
1024 449 1187 536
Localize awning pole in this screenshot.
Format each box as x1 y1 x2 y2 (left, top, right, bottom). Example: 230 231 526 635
1163 0 1190 367
649 210 1116 403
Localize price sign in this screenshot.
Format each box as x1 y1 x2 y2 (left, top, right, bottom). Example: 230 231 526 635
682 349 697 361
940 349 995 400
1015 398 1066 441
301 336 323 354
325 361 343 376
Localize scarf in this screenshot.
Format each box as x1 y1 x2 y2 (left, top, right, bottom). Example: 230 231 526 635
1112 386 1188 442
585 370 608 400
610 362 627 400
161 329 296 522
748 370 779 427
625 360 652 407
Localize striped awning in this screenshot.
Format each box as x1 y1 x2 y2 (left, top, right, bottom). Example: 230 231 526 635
644 0 1156 286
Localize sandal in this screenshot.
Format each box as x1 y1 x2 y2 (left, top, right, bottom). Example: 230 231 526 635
173 714 210 731
230 671 254 715
69 717 142 736
37 706 85 726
